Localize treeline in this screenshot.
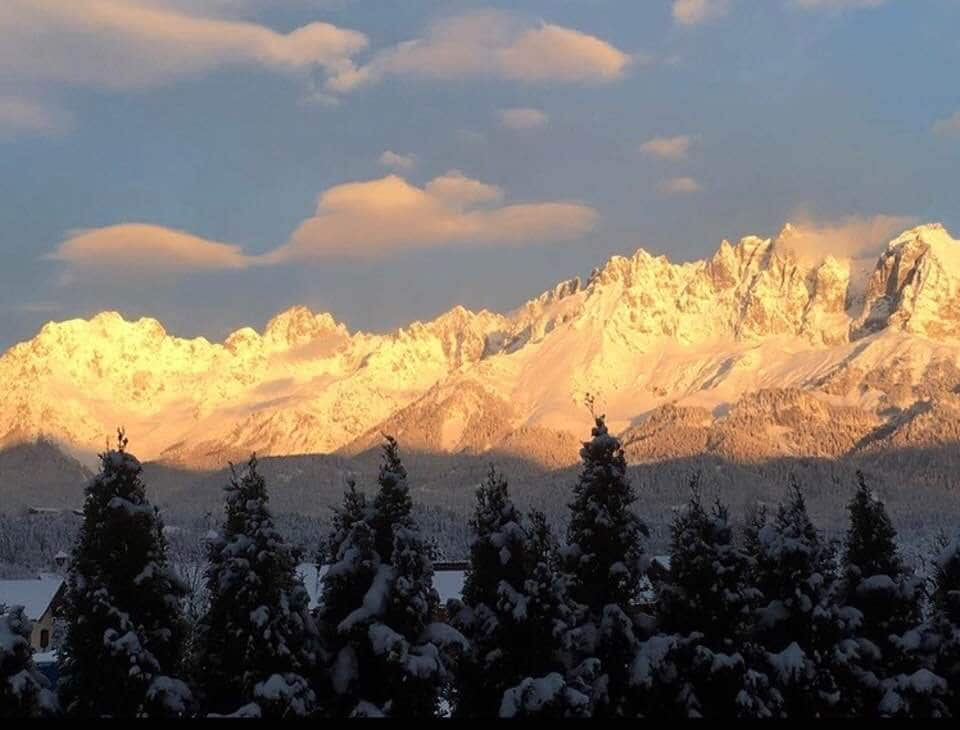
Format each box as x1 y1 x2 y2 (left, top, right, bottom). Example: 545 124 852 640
2 420 959 718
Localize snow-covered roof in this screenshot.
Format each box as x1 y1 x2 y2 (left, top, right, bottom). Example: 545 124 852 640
296 563 465 611
0 574 64 621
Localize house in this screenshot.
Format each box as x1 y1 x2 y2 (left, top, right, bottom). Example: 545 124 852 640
0 574 66 651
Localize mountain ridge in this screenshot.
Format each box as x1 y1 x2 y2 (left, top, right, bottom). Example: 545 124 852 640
3 222 960 469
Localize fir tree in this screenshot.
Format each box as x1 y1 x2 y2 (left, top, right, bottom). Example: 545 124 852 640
0 605 58 718
563 415 649 717
316 484 379 716
653 482 756 718
834 472 924 717
193 455 318 718
928 532 960 716
58 432 191 718
453 469 573 718
747 482 843 718
319 437 466 718
371 435 414 564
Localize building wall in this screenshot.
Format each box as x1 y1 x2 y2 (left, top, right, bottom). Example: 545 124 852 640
30 609 55 652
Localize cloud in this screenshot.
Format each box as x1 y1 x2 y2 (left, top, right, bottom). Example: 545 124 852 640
792 0 887 10
379 150 417 170
50 223 260 274
270 171 597 260
0 97 72 138
640 134 697 160
49 173 597 272
672 0 730 26
775 213 917 260
498 107 549 130
659 177 702 194
933 111 960 136
326 10 632 92
0 0 368 90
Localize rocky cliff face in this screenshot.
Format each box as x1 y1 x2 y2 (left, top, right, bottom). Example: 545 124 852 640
3 222 960 468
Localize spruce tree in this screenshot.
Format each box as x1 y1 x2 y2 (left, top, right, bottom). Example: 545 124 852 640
453 469 574 717
371 435 414 564
653 483 756 718
58 432 191 718
747 483 843 718
193 455 318 718
929 533 960 716
319 437 466 717
881 532 958 718
0 605 58 717
834 472 924 717
564 415 649 717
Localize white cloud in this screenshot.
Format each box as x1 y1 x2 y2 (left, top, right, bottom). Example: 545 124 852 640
270 171 597 260
639 134 697 160
327 10 632 92
0 97 72 138
933 111 960 136
776 213 916 259
379 150 417 170
51 223 259 273
498 107 549 130
0 0 368 90
659 177 702 194
672 0 730 26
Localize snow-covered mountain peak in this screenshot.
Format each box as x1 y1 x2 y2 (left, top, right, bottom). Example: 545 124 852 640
3 221 959 466
262 306 349 350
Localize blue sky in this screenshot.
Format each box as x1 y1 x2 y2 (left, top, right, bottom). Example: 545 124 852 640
1 0 958 348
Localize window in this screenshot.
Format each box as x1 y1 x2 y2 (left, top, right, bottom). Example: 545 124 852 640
40 629 50 650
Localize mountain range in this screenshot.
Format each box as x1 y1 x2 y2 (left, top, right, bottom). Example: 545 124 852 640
4 222 960 480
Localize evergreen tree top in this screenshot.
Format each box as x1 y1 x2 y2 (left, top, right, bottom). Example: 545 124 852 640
469 465 523 543
373 435 415 564
844 471 904 580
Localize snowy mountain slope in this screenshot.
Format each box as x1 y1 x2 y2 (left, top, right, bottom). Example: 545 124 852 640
3 222 960 468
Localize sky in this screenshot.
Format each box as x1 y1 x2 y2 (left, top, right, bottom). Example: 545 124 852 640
1 0 959 349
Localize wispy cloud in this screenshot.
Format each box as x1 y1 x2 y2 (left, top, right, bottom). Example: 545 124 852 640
0 97 72 138
672 0 731 26
776 213 916 259
498 107 549 130
379 150 417 170
0 0 368 90
327 10 633 92
659 177 702 194
933 111 960 136
640 134 697 160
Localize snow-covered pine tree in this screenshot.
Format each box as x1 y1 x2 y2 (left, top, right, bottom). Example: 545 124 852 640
880 531 959 719
320 437 467 718
193 455 318 718
653 482 757 718
747 482 843 718
58 432 191 718
0 605 58 718
316 482 381 716
371 435 414 564
453 469 575 718
834 472 924 717
928 533 960 716
563 415 649 717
